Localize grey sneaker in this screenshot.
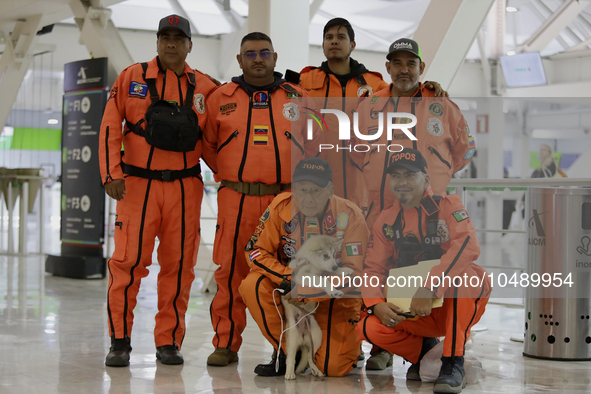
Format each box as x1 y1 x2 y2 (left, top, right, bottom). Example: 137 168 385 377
365 348 393 370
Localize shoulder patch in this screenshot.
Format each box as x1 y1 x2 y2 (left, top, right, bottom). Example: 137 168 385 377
260 207 271 222
452 209 469 222
129 82 148 97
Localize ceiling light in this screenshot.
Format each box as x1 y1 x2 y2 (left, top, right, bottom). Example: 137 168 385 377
48 119 58 124
506 6 518 12
507 51 516 56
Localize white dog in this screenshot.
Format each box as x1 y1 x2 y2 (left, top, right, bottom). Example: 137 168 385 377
281 235 354 380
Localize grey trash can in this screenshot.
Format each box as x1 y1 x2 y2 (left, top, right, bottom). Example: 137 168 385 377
523 187 591 360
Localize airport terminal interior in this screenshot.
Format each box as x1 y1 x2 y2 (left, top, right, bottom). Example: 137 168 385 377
1 0 591 393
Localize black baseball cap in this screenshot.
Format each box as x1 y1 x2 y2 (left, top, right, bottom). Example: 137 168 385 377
157 14 191 39
293 157 333 187
386 149 428 174
386 38 422 61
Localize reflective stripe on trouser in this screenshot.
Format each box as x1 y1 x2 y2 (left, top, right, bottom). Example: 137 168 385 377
356 268 491 362
210 186 275 352
240 272 361 377
107 175 203 348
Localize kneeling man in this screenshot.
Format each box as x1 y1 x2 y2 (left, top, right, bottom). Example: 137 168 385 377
239 157 368 377
357 149 491 394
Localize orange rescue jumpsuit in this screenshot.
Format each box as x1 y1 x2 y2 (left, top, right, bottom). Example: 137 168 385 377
203 73 321 352
239 193 369 376
356 187 491 362
300 60 389 207
358 84 474 229
99 57 216 348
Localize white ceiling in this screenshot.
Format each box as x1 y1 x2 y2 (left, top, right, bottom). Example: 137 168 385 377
4 0 586 60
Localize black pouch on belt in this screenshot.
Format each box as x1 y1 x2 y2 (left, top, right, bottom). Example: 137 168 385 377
143 100 201 152
394 233 424 268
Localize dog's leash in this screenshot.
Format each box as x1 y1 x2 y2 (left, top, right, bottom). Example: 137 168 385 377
272 287 320 373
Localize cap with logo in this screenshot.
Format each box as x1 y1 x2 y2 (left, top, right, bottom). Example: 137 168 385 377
293 157 333 187
158 14 191 39
386 148 428 174
386 38 422 61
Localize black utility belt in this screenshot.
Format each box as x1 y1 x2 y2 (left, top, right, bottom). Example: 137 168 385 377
121 162 201 182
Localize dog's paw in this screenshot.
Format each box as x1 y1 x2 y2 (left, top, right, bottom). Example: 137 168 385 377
329 290 344 298
340 267 354 276
284 371 296 380
310 367 324 378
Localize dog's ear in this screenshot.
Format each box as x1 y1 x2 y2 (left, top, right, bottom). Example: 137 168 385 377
290 257 308 268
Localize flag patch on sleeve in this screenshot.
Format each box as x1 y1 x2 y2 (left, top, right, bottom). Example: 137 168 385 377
345 242 362 256
452 210 469 222
249 249 262 261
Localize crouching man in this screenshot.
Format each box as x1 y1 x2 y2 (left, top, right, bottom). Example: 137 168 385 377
357 149 491 394
239 157 369 377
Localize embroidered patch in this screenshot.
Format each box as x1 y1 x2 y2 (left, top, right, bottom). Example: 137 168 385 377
253 126 269 146
463 147 475 160
465 125 472 138
220 102 237 115
108 86 118 100
452 210 469 222
429 102 444 117
382 224 395 241
437 220 450 243
283 103 300 121
468 136 475 147
370 96 379 104
357 85 373 97
323 210 336 235
336 213 349 230
370 108 379 119
245 235 257 251
427 118 444 137
253 91 269 109
249 249 262 261
260 207 270 222
306 232 318 239
305 217 318 228
194 93 205 114
284 218 299 233
129 82 148 97
283 243 296 258
281 235 296 244
286 92 301 100
345 242 362 256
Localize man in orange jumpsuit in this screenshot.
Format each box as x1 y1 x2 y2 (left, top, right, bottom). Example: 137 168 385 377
357 149 491 393
300 18 447 210
239 157 369 377
359 38 474 231
203 32 321 366
299 18 388 207
99 15 217 367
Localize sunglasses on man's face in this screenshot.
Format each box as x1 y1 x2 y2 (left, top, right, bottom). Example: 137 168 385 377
240 50 275 60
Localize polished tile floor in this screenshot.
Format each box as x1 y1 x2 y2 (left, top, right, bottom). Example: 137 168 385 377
1 253 591 394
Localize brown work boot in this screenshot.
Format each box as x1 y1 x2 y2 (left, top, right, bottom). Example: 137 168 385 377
207 347 239 366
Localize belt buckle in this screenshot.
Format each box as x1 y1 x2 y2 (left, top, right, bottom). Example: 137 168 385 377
161 170 173 182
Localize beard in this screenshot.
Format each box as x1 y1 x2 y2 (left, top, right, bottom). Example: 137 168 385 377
393 77 417 93
396 193 412 205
